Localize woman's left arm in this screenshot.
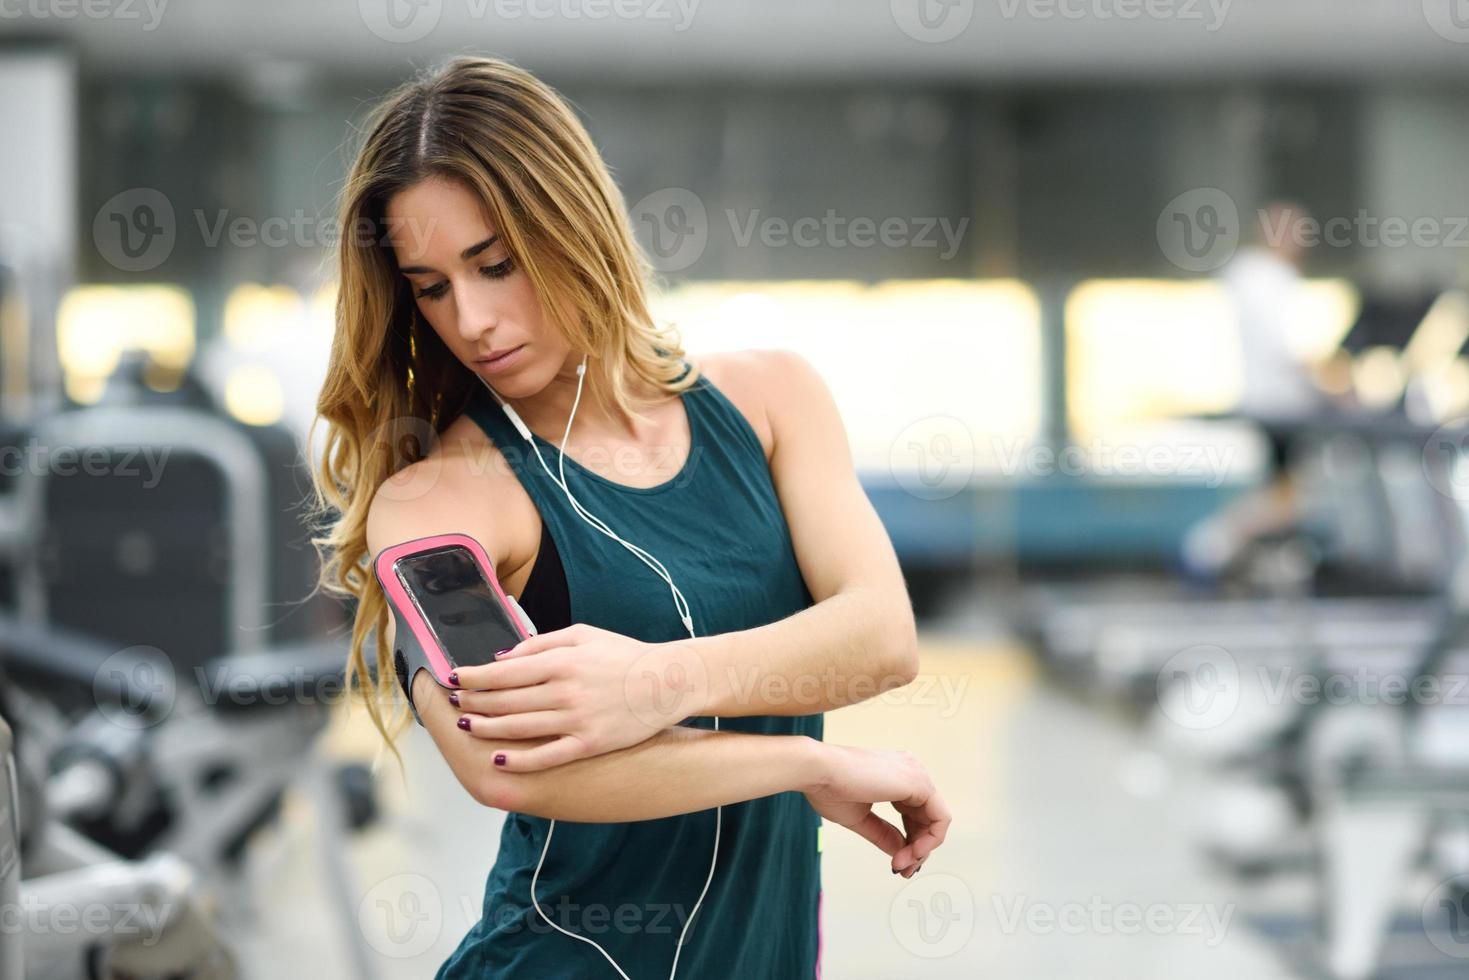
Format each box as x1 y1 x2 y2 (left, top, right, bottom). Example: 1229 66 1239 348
456 349 920 761
676 347 921 714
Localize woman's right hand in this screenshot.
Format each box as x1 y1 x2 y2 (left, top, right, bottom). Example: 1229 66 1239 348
803 741 951 879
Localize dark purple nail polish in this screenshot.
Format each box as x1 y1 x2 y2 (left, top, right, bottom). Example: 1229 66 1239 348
494 753 507 766
448 671 459 686
448 692 460 707
891 867 899 874
457 716 471 731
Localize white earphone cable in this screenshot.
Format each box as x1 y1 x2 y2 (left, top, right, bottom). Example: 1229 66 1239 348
477 354 719 980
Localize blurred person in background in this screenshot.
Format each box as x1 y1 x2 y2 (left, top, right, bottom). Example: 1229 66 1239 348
1183 200 1340 580
309 56 949 979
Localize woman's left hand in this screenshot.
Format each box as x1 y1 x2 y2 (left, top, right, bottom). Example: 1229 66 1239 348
446 623 706 771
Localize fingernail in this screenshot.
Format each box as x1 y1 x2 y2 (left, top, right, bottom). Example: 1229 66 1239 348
496 648 511 657
448 671 459 686
891 867 900 874
494 753 507 766
457 716 471 731
448 692 460 707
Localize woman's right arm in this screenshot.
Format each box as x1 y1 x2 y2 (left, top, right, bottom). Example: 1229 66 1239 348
368 471 949 874
401 628 948 875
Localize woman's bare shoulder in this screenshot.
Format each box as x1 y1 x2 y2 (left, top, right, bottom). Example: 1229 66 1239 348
690 349 787 463
365 411 541 577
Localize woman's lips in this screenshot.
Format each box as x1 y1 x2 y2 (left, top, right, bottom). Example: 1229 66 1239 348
476 344 526 374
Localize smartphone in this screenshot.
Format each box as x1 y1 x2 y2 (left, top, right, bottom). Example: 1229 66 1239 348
374 533 535 695
394 543 523 670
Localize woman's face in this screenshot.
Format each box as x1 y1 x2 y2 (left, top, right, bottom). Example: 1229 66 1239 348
385 175 572 396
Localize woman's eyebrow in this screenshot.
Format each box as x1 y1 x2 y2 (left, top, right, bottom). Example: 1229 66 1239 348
399 235 499 275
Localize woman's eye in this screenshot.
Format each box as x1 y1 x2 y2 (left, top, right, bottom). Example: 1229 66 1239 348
480 257 515 280
415 258 515 303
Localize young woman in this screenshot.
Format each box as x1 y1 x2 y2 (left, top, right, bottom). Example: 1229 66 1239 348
311 55 951 979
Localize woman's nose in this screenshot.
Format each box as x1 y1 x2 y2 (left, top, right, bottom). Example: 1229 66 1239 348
456 285 499 343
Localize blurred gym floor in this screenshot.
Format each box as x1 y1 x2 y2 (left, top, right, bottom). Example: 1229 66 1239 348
233 594 1302 980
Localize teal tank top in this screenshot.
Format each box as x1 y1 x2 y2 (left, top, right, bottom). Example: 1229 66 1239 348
436 359 825 979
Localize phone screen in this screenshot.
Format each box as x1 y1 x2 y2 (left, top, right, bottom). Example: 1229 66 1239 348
394 545 520 668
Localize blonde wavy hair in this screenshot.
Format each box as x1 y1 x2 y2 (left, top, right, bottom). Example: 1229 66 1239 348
307 55 699 764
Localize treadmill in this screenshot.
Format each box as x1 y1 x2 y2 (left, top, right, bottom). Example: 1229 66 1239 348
1026 286 1455 701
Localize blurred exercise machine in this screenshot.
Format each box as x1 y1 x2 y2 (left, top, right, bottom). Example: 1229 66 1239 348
1022 283 1469 977
1025 288 1459 702
0 352 378 979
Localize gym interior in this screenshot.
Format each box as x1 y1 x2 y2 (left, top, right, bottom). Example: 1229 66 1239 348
3 4 1469 978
